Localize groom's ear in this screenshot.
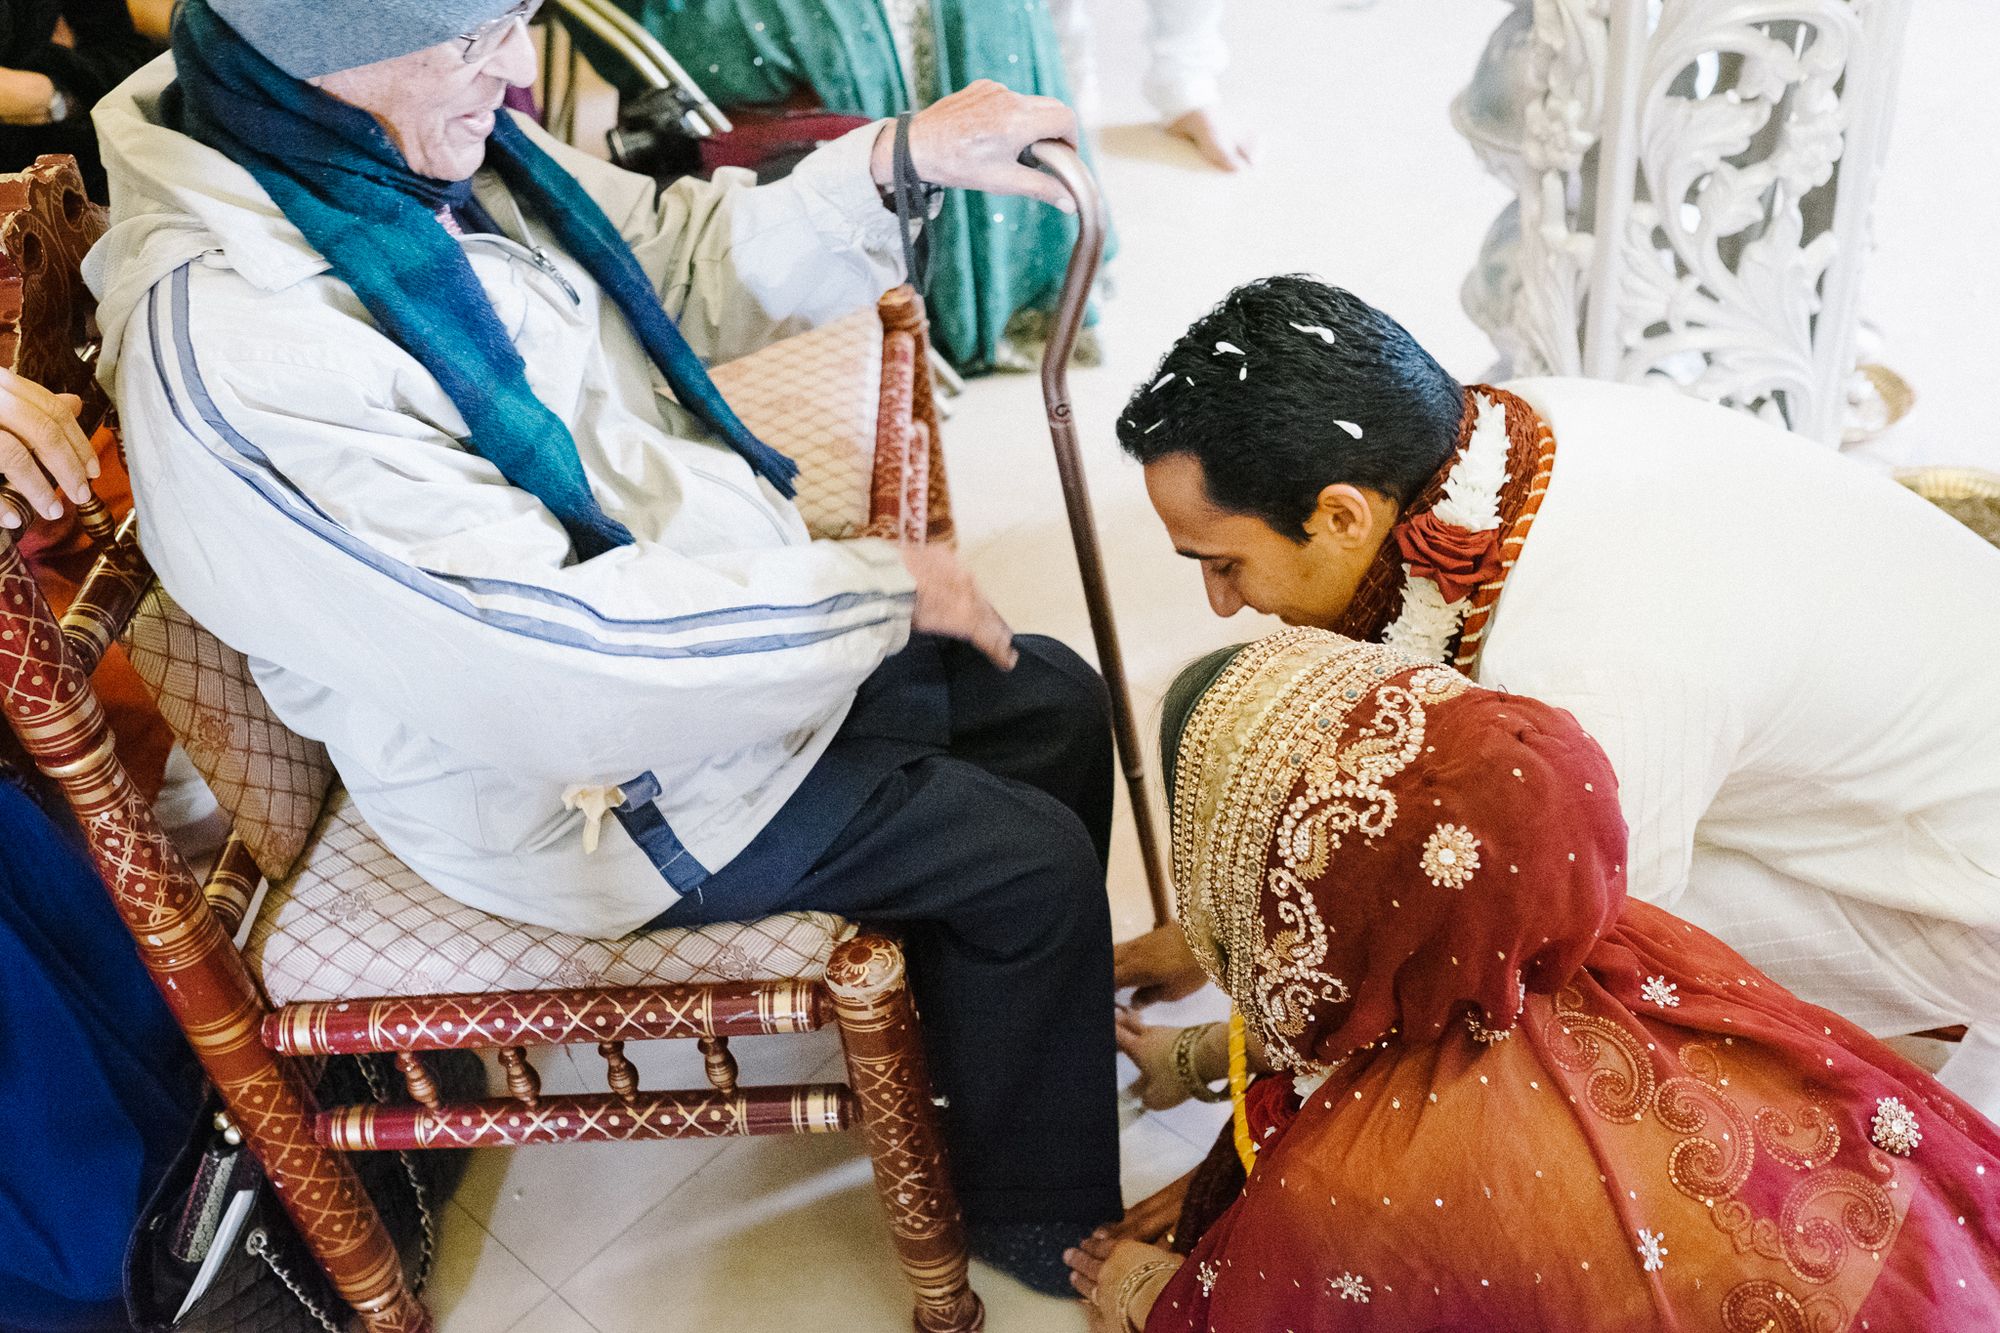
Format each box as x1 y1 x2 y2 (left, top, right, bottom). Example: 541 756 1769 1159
1306 484 1387 549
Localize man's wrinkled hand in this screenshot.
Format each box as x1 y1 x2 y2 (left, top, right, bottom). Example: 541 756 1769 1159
1115 923 1208 1006
901 542 1018 671
0 366 97 528
871 79 1080 212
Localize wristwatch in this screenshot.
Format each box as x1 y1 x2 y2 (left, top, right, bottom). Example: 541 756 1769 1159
45 85 74 124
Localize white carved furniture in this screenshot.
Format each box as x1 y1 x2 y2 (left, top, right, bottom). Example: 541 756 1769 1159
1456 0 1911 444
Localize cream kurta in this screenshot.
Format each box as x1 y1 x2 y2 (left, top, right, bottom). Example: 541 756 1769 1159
1478 377 2000 1115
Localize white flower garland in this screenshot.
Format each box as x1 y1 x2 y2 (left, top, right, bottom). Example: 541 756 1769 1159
1379 392 1512 663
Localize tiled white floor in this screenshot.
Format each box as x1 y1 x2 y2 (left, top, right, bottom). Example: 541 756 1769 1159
435 1 1999 1328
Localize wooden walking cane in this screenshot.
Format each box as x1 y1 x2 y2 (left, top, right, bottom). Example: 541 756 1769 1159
1023 141 1173 928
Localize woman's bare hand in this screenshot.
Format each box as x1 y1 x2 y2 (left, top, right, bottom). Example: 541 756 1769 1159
1119 1010 1212 1112
1065 1231 1182 1332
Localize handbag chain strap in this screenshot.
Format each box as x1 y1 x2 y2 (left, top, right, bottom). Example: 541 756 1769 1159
356 1055 441 1292
245 1230 348 1333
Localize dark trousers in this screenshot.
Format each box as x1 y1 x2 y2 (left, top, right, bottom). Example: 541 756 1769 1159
655 635 1122 1226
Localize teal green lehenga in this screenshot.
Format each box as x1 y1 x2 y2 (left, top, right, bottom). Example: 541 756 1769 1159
613 0 1110 373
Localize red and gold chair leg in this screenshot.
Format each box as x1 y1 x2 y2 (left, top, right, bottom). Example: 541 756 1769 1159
0 536 431 1333
827 934 983 1333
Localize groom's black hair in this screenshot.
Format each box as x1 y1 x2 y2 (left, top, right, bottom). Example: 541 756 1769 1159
1117 276 1464 540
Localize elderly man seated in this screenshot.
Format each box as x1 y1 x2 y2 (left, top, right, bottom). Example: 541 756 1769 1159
84 0 1119 1292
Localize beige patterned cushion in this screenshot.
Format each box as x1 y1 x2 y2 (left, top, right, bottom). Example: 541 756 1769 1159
247 789 857 1004
713 306 882 541
123 586 336 882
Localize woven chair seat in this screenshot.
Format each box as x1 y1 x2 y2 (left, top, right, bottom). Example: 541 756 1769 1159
714 305 882 542
246 789 855 1005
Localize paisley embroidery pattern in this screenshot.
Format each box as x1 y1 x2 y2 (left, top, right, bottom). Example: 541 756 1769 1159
1718 1280 1842 1333
1657 1073 1756 1202
1545 988 1904 1329
1754 1102 1841 1173
1544 988 1655 1122
1776 1161 1898 1284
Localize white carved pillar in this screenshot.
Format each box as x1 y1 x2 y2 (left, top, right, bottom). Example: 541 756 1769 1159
1455 0 1911 444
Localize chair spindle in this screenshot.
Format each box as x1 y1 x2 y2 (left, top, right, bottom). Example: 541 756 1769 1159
698 1034 739 1094
396 1051 442 1110
73 494 117 548
498 1045 541 1107
599 1040 640 1102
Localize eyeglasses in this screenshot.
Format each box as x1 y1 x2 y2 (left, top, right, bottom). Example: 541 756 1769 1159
459 0 543 63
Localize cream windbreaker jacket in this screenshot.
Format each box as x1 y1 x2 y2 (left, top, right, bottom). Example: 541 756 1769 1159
87 56 918 936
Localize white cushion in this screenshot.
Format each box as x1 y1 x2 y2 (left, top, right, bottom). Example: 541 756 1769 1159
247 790 855 1004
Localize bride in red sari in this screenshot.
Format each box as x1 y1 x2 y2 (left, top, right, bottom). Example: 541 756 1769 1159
1066 628 2000 1331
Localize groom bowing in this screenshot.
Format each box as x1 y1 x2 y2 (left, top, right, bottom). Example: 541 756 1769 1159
1116 275 2000 1121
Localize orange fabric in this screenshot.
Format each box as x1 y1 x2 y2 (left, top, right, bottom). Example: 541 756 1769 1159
1157 908 2000 1332
1157 633 2000 1331
13 427 172 800
1391 509 1502 604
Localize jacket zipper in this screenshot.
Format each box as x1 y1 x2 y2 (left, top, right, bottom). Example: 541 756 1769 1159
685 461 794 544
460 232 582 310
526 245 581 305
476 188 583 309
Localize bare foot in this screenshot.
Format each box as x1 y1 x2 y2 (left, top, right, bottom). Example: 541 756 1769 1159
1165 106 1257 172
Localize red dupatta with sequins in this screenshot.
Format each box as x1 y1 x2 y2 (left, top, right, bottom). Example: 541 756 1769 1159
1154 631 2000 1332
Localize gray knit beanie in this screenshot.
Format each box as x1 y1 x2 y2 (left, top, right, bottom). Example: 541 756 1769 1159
207 0 522 80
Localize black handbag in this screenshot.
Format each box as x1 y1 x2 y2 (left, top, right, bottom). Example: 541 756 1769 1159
125 1052 485 1333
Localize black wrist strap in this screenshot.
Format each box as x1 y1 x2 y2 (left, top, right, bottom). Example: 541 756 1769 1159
892 112 933 296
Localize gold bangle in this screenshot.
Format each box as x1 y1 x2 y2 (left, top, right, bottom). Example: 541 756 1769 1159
1112 1258 1182 1333
1171 1022 1229 1103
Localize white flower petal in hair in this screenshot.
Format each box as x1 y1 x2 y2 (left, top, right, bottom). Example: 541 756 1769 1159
1214 340 1246 356
1239 365 1249 381
1150 373 1175 393
1290 322 1338 344
1377 390 1511 664
1333 420 1364 439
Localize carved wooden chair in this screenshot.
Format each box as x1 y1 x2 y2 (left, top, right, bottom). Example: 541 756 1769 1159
0 154 980 1333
